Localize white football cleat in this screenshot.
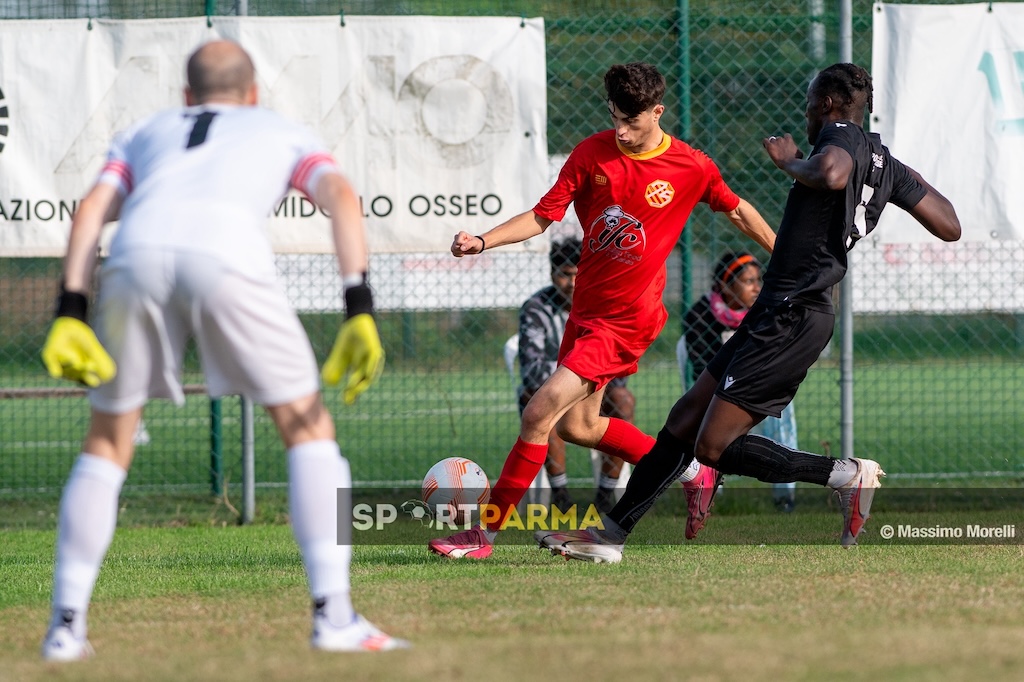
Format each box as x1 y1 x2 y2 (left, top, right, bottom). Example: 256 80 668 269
312 614 411 652
41 624 94 662
536 528 624 564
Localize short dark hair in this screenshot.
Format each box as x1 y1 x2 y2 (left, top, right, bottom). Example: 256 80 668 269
713 250 760 288
814 63 873 117
550 238 582 269
604 62 666 118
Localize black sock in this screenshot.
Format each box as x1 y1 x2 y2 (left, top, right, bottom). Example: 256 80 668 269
608 427 693 534
716 434 836 486
550 485 571 504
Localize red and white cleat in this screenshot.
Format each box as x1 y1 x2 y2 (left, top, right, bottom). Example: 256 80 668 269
683 463 724 540
834 458 885 547
427 526 494 559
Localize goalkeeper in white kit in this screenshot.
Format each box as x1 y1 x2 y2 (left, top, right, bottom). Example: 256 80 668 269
40 39 407 659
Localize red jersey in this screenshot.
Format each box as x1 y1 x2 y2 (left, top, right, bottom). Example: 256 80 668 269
534 130 739 335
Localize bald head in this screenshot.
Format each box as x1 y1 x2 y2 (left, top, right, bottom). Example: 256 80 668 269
185 40 256 105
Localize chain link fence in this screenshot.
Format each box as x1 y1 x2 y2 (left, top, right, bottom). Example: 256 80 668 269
1 1 1021 509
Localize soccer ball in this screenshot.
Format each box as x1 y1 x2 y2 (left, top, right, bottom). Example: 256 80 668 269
421 457 491 525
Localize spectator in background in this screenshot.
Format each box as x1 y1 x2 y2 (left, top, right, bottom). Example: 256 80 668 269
681 250 797 512
518 238 634 514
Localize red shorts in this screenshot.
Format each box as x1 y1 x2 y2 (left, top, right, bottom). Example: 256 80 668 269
557 316 661 390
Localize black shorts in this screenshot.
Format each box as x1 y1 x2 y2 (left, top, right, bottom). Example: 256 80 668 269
705 301 835 418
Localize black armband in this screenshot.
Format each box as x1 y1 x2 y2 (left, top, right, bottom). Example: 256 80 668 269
55 283 89 322
343 273 374 319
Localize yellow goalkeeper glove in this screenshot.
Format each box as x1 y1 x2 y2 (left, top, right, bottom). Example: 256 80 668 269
41 317 117 388
321 313 385 405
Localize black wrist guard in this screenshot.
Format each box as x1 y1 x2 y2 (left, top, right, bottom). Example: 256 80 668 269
55 284 89 322
343 275 374 319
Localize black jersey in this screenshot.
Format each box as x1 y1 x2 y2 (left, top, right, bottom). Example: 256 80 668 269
760 121 927 311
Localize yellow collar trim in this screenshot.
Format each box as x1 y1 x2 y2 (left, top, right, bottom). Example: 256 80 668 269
616 133 671 160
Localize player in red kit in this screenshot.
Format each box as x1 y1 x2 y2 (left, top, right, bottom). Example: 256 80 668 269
429 62 776 559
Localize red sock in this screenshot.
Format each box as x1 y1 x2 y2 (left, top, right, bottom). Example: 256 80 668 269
597 418 656 465
483 438 548 531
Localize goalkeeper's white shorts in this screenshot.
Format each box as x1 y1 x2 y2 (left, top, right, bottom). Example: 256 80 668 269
89 248 319 413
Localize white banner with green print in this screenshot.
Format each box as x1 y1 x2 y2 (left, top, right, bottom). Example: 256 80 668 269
858 2 1024 313
0 16 549 256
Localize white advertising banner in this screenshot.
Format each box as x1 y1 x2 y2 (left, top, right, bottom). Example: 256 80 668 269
0 16 549 256
860 3 1024 313
872 2 1024 242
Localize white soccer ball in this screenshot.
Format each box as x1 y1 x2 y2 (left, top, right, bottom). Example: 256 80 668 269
421 457 491 525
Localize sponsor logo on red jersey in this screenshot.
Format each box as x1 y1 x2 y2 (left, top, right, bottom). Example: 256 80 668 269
587 205 645 263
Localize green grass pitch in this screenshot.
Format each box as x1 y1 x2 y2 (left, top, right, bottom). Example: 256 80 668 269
3 514 1024 681
2 352 1022 679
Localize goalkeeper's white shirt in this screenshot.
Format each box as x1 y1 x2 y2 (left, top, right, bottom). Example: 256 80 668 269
97 103 339 282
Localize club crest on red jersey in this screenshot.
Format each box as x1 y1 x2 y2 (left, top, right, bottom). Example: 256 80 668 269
645 179 674 207
587 205 645 262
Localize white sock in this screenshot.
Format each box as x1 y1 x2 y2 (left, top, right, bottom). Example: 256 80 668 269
677 458 701 484
597 474 619 490
51 454 127 638
548 472 569 488
827 459 859 489
288 440 353 626
313 594 356 629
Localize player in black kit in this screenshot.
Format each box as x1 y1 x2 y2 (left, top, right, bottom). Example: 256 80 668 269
538 62 961 561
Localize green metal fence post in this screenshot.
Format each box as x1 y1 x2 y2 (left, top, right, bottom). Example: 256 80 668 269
210 398 223 495
676 0 694 384
838 0 855 460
